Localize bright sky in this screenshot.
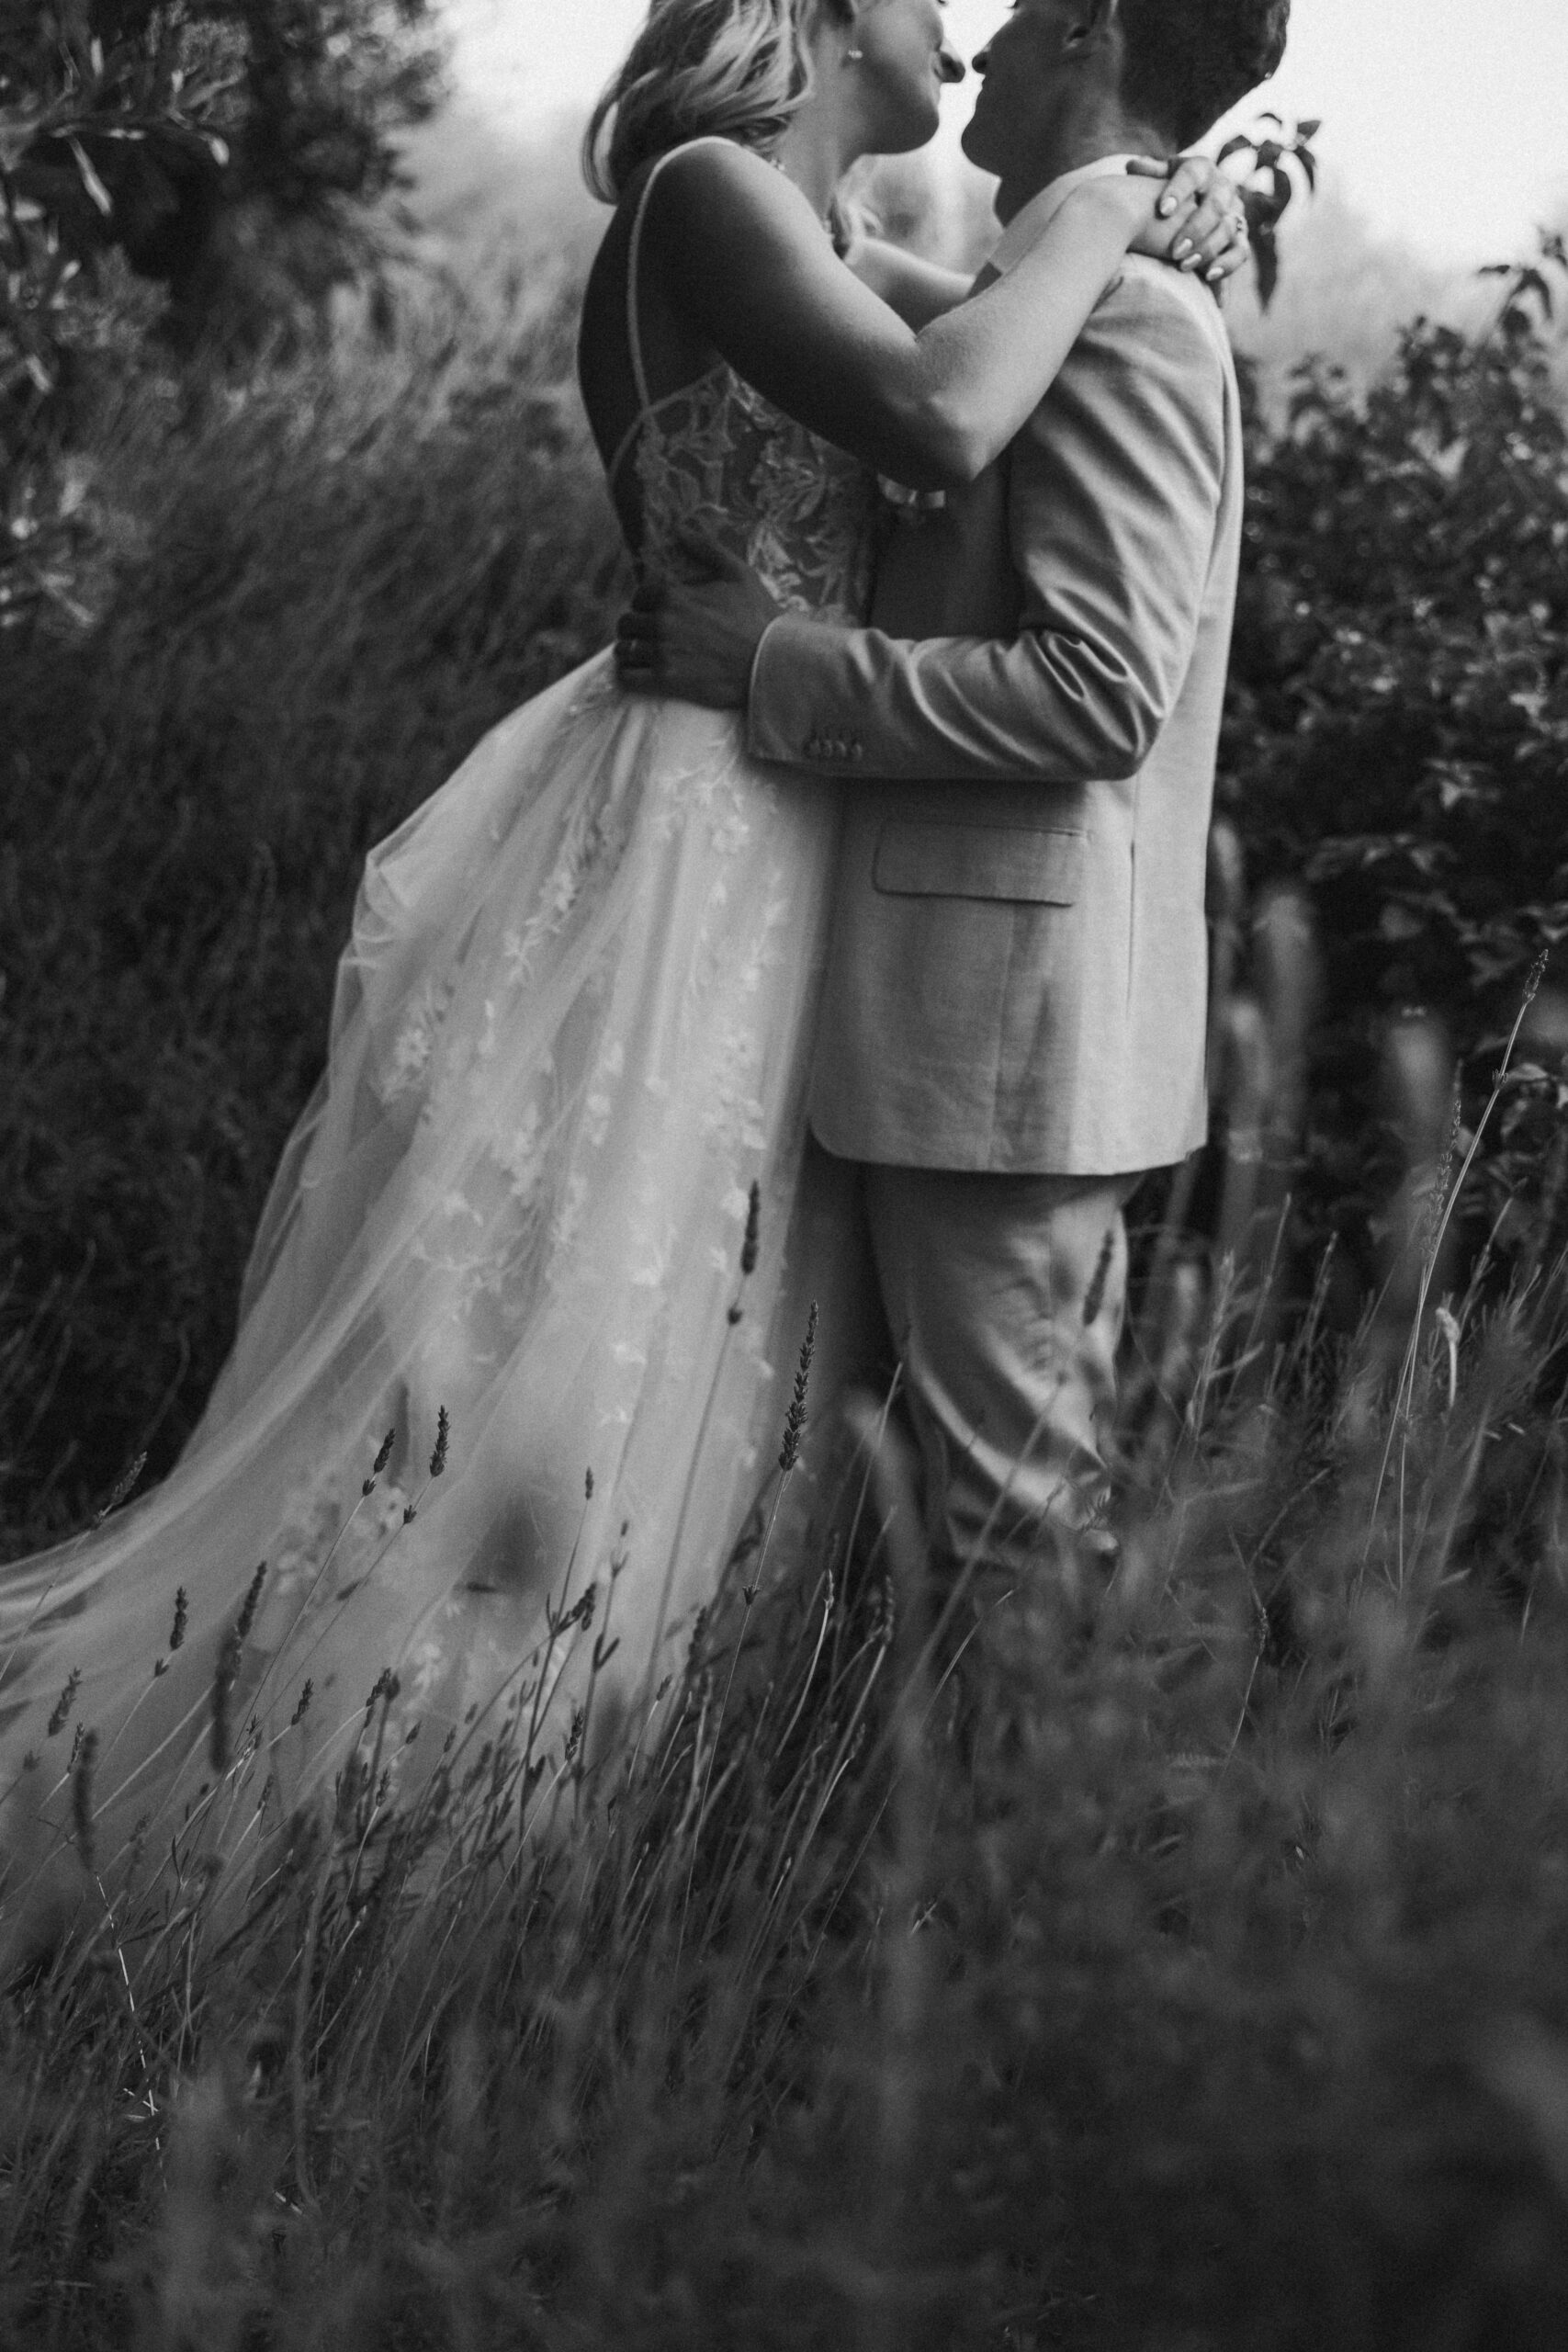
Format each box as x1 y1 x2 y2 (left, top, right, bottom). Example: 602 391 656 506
446 0 1565 266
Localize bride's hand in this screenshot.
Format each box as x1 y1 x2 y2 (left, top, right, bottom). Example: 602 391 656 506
1124 153 1250 285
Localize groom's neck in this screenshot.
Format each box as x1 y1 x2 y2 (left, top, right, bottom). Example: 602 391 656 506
994 101 1174 226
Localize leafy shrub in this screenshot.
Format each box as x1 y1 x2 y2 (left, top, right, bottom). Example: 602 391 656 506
2 0 444 632
1222 244 1568 1284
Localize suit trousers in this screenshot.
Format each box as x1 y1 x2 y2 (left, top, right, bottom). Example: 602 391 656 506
863 1164 1136 1569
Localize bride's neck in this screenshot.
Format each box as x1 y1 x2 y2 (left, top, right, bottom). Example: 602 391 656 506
773 82 864 228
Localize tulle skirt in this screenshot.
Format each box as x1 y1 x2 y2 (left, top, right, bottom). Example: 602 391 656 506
0 651 860 1927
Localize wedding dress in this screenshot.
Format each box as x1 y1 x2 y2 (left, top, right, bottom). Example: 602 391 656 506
0 144 879 1913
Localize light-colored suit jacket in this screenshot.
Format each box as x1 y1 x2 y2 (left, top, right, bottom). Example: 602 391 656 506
746 246 1244 1178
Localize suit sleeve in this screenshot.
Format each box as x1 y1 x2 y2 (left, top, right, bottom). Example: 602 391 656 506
745 269 1230 785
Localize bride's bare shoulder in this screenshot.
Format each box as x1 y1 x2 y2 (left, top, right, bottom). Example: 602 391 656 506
583 141 800 309
649 136 784 196
637 138 818 260
578 142 794 445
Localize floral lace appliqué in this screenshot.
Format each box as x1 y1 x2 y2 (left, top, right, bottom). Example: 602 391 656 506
635 366 876 627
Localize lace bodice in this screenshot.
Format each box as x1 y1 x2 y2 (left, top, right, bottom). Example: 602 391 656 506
632 364 877 625
612 140 878 628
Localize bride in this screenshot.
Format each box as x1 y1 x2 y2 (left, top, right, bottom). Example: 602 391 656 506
0 0 1246 1933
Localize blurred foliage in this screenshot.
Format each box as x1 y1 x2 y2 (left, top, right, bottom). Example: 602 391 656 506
2 0 444 629
1221 236 1568 1299
1218 110 1320 310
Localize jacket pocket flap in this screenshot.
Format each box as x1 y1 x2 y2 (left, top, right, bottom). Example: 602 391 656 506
872 821 1086 905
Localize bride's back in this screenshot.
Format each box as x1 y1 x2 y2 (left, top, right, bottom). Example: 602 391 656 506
576 162 716 524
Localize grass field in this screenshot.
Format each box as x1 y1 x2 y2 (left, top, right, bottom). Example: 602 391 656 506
6 1202 1568 2348
3 266 1568 2347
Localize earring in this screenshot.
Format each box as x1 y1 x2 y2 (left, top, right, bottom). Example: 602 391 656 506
844 45 863 60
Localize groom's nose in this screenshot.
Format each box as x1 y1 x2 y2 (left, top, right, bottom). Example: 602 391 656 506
972 41 990 73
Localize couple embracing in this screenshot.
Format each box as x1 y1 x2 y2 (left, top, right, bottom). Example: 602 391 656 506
0 0 1287 1920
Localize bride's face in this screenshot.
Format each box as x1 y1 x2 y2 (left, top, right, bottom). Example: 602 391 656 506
846 0 966 155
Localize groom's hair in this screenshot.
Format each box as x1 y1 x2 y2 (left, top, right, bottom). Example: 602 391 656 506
1119 0 1291 148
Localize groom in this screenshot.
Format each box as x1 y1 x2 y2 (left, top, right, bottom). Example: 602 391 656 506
620 0 1289 1570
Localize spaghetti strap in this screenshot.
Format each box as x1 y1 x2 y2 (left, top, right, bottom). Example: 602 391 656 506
610 135 745 487
624 153 665 417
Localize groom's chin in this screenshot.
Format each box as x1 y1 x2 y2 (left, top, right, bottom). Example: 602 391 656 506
959 118 993 175
886 96 944 154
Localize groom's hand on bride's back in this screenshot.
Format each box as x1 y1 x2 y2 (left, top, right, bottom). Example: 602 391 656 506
615 531 782 709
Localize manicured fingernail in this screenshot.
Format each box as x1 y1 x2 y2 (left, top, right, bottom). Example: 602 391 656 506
1206 264 1225 283
1179 254 1201 271
1158 194 1176 216
1172 237 1192 259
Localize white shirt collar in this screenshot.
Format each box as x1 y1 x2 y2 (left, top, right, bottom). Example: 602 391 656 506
987 154 1141 277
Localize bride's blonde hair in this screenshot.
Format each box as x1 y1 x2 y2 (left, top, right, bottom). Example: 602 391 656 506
583 0 849 203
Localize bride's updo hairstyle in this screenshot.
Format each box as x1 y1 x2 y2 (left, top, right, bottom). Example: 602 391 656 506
583 0 852 203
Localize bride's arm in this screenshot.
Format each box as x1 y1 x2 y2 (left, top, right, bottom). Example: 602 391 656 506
842 235 971 329
648 144 1228 491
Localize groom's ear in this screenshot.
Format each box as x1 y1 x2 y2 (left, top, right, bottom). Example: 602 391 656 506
1063 0 1122 58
